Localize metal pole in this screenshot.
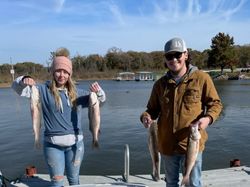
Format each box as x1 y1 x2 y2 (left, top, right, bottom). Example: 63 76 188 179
10 57 15 81
123 144 130 182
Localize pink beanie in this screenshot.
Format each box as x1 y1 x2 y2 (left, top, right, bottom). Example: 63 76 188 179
52 56 72 75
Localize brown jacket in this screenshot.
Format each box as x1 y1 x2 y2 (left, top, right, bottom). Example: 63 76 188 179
141 65 222 155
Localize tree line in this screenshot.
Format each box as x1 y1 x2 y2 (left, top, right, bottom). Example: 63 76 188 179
1 32 250 83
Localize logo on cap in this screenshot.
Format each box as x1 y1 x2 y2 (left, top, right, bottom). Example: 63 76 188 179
175 41 183 48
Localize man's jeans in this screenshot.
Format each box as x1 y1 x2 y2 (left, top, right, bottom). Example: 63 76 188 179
161 152 202 187
43 140 84 187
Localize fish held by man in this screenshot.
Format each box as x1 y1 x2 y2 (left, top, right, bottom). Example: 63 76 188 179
148 121 160 181
88 92 101 148
181 123 201 186
30 85 42 149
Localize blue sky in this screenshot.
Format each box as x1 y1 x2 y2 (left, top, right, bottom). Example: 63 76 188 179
0 0 250 65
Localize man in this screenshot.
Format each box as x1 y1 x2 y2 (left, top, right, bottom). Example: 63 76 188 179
140 37 222 187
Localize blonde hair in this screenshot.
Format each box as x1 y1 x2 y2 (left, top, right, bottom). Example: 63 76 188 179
50 76 77 109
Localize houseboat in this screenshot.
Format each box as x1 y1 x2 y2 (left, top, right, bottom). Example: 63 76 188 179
114 72 135 81
135 71 155 81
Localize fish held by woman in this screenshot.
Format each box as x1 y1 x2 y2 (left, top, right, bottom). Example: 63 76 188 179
181 123 201 186
88 92 101 148
148 121 160 181
30 85 42 149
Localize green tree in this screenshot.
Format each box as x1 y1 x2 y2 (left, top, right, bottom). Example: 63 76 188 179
71 54 86 75
207 32 237 73
235 45 250 68
15 62 44 75
150 51 165 70
0 64 12 74
105 47 122 70
84 54 105 71
127 51 141 70
188 49 207 69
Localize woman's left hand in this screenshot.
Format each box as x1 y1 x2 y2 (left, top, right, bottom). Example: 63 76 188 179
90 82 101 93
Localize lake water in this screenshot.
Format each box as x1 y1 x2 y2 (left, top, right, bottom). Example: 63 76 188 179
1 79 250 180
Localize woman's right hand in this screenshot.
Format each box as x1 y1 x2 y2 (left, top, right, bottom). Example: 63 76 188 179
23 77 36 86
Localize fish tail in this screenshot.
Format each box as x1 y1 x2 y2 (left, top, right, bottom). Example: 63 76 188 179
151 173 159 181
151 170 160 181
155 161 160 180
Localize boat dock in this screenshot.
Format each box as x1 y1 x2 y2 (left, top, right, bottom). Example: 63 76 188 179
7 166 250 187
114 71 155 81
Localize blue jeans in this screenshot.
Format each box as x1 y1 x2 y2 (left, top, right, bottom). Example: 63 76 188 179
43 140 84 187
161 152 202 187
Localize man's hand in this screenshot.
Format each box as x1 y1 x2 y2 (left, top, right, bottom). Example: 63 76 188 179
193 116 211 130
142 115 153 128
198 116 211 130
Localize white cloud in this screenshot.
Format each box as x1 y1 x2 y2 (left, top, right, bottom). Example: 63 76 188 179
222 0 246 20
187 0 201 17
54 0 65 13
147 0 248 24
108 2 126 26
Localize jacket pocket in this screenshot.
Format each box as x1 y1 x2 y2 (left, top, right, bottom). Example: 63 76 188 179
183 89 200 103
183 89 201 112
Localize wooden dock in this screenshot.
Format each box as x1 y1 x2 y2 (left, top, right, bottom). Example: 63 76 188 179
7 166 250 187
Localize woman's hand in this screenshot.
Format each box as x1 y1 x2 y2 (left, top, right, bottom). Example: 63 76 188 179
89 82 106 103
23 77 36 86
90 82 101 93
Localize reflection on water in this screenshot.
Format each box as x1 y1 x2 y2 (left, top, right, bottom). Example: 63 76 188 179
1 80 250 179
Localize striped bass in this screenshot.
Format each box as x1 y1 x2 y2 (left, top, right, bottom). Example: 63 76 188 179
148 121 160 181
181 123 201 186
30 85 42 149
88 92 101 148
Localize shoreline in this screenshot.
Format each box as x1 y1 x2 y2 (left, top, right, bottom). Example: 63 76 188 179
0 78 113 88
0 82 11 88
1 72 250 88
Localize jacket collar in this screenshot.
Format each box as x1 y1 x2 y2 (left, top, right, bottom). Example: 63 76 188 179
165 64 198 84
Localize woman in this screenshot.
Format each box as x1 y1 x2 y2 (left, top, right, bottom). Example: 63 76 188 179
12 48 106 187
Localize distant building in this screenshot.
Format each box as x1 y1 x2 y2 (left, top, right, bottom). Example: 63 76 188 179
135 71 154 81
114 72 135 81
114 71 155 81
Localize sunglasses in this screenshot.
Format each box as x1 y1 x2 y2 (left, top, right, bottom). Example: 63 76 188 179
165 52 183 61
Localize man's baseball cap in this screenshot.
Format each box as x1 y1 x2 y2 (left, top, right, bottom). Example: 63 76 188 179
164 37 187 54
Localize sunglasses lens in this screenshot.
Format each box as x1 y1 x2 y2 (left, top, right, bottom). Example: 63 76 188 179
165 52 183 61
175 52 183 59
165 54 173 61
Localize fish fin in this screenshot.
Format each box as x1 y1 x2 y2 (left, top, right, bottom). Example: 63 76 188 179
92 140 99 149
89 125 93 132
